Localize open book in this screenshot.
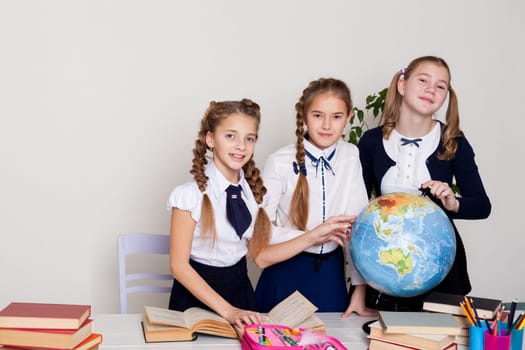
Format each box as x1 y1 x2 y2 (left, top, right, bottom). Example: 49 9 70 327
259 290 325 334
142 290 324 342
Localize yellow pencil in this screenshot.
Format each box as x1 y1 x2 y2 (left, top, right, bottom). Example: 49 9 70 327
463 296 477 325
460 302 475 326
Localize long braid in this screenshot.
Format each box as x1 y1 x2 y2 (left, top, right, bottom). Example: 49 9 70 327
190 103 217 241
243 159 271 258
290 96 309 230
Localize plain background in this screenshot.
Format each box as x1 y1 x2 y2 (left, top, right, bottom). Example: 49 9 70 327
1 1 523 313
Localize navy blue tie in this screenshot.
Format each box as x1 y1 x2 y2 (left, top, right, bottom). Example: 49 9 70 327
225 185 252 238
400 137 422 147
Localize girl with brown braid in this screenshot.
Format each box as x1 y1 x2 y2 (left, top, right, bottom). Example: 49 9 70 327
358 56 491 311
167 99 268 328
253 78 377 317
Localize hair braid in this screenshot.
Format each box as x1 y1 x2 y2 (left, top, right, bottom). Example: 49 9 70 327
190 104 216 241
290 96 310 230
242 159 271 258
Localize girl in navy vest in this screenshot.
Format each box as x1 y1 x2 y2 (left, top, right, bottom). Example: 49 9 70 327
358 56 491 311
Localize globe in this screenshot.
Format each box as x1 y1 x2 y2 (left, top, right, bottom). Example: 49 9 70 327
350 192 456 297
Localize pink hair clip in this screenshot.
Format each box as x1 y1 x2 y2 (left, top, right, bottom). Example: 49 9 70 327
400 68 406 75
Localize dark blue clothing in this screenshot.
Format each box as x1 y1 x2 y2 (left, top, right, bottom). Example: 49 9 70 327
357 125 491 310
169 256 256 312
256 247 348 312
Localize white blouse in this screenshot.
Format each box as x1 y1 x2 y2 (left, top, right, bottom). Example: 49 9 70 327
262 138 369 284
167 161 258 267
382 123 441 194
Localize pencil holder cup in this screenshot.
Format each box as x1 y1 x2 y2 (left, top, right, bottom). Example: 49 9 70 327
489 321 524 350
483 327 511 350
510 327 523 350
469 323 487 350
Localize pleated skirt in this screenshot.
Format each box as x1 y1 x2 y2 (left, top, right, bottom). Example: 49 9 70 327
169 256 257 311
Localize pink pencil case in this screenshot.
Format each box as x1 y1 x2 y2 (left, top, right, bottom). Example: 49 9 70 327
241 324 347 350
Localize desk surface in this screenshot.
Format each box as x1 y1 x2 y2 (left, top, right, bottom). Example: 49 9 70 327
94 313 471 350
94 313 373 349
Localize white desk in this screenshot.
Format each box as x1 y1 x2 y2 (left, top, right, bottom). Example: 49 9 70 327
94 313 376 350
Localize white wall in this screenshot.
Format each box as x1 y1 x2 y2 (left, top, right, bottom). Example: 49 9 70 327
1 0 523 313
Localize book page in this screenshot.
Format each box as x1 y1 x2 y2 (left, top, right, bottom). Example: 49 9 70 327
183 307 229 328
295 314 324 330
268 291 318 327
144 306 188 328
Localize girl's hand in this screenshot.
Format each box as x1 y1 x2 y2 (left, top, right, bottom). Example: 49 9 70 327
224 307 264 329
421 180 460 213
308 215 355 247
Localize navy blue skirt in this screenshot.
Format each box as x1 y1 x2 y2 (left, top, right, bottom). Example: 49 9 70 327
169 256 256 311
255 247 348 312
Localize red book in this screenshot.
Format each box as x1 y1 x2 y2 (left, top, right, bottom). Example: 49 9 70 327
0 319 93 349
0 303 91 330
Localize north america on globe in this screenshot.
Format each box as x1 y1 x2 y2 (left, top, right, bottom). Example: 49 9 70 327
350 192 456 297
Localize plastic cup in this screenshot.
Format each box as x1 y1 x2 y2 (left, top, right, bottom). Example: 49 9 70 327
469 323 487 350
510 327 523 350
483 328 511 350
497 321 524 350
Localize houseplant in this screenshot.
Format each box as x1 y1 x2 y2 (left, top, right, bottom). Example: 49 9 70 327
346 87 387 145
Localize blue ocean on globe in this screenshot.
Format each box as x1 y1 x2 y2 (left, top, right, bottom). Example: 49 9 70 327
350 192 456 297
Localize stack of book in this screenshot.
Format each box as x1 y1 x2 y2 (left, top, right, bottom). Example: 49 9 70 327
368 311 463 350
0 302 102 350
422 291 503 345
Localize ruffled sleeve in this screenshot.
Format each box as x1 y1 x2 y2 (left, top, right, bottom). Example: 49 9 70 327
166 181 202 222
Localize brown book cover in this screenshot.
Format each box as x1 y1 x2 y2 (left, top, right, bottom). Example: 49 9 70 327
0 303 91 330
0 319 93 349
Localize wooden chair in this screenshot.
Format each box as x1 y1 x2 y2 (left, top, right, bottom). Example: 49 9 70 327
117 233 172 313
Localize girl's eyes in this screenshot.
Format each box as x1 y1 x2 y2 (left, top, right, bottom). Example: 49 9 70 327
312 113 322 118
417 78 448 91
225 133 256 143
333 114 344 120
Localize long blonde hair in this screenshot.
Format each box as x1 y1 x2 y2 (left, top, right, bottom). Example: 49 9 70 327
190 99 271 255
290 78 353 230
382 56 462 160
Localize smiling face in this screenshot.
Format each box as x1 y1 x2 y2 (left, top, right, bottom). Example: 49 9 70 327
205 113 258 183
304 93 351 150
398 61 450 118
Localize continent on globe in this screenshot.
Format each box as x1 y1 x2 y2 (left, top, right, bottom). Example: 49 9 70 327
350 192 456 297
379 248 413 277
